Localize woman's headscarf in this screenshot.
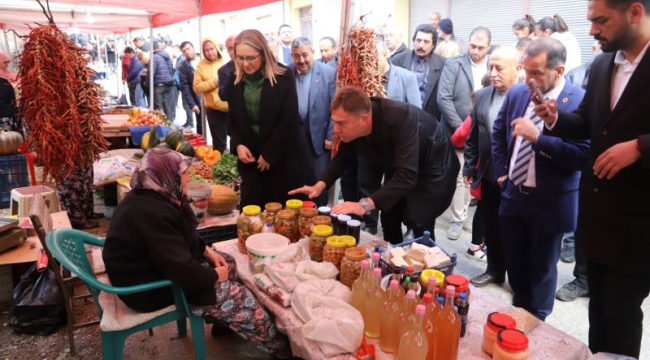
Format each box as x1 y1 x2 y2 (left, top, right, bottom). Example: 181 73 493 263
0 53 17 82
130 147 197 228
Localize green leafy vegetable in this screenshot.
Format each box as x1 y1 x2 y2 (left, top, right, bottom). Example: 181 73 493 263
212 152 241 185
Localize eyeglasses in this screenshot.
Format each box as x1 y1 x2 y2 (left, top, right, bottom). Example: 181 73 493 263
235 54 261 63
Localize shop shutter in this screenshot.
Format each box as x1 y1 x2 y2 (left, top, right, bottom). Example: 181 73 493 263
408 0 447 45
449 0 524 48
528 0 593 65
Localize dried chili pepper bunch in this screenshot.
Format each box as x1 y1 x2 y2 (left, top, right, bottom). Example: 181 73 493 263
17 0 109 183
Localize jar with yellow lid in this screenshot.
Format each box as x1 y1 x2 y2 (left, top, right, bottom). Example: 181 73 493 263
419 269 445 294
236 205 264 254
310 225 333 262
275 209 299 243
492 329 530 360
482 312 517 356
340 246 368 287
285 199 303 217
262 202 282 224
323 236 348 270
299 207 319 238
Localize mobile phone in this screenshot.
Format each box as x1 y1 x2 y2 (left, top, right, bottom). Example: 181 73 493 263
527 79 546 106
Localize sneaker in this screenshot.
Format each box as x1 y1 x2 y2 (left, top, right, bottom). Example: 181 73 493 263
463 220 473 232
447 222 463 240
467 245 486 261
560 243 575 263
556 279 589 302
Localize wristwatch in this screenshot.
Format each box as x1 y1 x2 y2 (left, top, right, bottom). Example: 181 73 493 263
359 198 372 215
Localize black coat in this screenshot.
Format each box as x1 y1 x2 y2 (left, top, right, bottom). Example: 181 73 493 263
554 49 650 272
226 66 315 207
463 86 499 185
320 98 459 228
177 57 201 109
103 189 217 312
0 78 16 118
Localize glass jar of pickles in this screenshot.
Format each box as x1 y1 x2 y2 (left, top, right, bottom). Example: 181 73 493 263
275 209 299 243
299 208 319 238
262 202 282 224
309 215 332 234
285 199 303 217
340 246 368 287
236 205 264 254
310 225 333 262
323 236 348 270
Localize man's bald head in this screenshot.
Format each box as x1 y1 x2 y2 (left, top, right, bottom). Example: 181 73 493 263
488 45 522 92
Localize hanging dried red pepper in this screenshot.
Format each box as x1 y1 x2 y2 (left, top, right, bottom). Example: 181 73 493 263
333 24 386 156
16 0 108 183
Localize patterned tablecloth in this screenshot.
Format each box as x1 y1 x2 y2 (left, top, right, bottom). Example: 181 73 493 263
214 238 593 360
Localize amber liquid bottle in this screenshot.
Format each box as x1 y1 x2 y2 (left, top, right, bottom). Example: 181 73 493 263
397 289 419 348
350 259 370 319
420 293 437 360
435 285 461 360
380 280 403 353
395 304 429 360
364 267 384 338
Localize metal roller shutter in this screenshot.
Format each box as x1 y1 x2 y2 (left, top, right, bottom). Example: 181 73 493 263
408 0 447 44
528 1 593 64
449 0 524 48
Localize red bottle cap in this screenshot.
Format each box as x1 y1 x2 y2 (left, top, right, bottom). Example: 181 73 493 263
303 201 316 208
496 329 529 352
444 274 469 293
487 312 517 332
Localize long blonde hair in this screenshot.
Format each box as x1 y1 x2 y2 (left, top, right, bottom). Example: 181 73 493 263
234 29 286 86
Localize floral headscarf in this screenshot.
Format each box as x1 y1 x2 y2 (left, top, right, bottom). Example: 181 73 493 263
0 53 17 82
131 148 197 228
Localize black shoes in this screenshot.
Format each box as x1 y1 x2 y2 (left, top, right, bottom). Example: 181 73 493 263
72 220 99 230
560 243 575 263
556 279 589 302
470 272 505 287
87 212 105 220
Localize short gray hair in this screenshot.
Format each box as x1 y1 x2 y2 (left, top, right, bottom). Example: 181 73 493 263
291 37 312 49
525 37 566 69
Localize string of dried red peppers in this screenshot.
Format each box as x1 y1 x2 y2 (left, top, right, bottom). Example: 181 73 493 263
16 1 108 183
333 25 385 156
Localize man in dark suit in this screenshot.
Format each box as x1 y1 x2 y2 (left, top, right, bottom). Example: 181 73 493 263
276 24 293 65
492 37 589 320
384 25 407 61
463 45 522 287
178 41 202 132
290 86 459 244
288 37 336 206
391 24 446 120
534 1 650 356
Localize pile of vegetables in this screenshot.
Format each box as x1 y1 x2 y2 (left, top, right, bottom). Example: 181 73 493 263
17 0 109 182
128 108 168 126
212 152 240 185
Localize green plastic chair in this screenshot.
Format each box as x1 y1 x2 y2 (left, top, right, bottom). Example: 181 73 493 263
46 228 207 360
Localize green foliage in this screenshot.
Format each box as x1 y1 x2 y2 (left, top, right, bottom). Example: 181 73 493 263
212 152 240 185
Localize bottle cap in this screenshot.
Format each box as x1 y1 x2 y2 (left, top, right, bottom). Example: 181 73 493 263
317 206 331 214
422 293 433 303
360 259 370 269
373 267 382 277
487 312 517 331
300 207 318 217
460 292 467 300
390 280 399 289
497 329 529 351
264 202 282 212
339 235 356 246
312 225 333 237
372 252 380 262
242 205 261 215
276 209 296 219
285 199 303 209
347 219 361 227
266 222 273 226
337 214 351 222
415 304 426 316
406 266 414 274
437 296 444 305
302 200 316 208
406 290 416 299
446 285 456 295
326 236 347 248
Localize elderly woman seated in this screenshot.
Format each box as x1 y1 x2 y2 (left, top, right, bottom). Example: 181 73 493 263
102 148 292 358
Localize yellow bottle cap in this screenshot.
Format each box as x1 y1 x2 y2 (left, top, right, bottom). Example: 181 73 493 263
326 236 347 248
286 199 303 209
312 225 333 237
242 205 261 216
420 269 445 287
339 235 356 246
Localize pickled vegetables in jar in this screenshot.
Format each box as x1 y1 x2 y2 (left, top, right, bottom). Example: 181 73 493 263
262 202 282 224
237 205 264 254
285 199 303 217
310 225 333 262
275 209 299 243
299 207 318 238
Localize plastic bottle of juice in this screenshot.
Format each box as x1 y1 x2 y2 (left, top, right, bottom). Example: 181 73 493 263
364 267 384 338
397 289 418 348
395 304 429 360
351 259 370 319
435 285 461 360
420 294 437 360
392 268 406 306
380 280 403 353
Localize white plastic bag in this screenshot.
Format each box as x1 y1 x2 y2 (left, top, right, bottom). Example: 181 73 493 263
294 260 339 282
93 156 135 185
292 280 362 357
264 262 300 292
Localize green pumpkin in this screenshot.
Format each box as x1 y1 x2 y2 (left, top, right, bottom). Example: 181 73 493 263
175 141 195 157
156 142 172 149
141 126 160 151
165 130 185 149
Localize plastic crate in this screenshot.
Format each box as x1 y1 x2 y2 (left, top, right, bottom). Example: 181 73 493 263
0 154 30 208
379 231 458 277
197 224 237 244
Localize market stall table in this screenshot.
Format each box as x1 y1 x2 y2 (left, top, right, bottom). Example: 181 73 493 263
101 114 131 139
213 235 593 360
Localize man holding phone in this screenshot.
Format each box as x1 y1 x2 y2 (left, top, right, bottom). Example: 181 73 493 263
491 37 590 320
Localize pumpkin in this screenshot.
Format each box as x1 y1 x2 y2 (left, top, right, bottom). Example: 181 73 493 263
165 129 184 149
156 142 172 149
141 127 160 151
207 185 239 215
194 145 212 160
176 141 195 157
203 149 221 166
0 129 23 155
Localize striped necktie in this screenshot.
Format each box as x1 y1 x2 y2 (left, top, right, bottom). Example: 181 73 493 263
511 113 543 186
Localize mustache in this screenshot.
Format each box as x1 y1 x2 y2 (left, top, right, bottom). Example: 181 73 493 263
594 35 606 42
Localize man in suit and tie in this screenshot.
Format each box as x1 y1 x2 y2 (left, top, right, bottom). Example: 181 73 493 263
463 45 522 287
533 1 650 356
391 24 446 120
288 37 336 206
438 27 491 240
492 37 589 320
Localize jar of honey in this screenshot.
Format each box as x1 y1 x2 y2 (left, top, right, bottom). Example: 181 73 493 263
274 209 299 243
482 312 517 356
492 329 530 360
